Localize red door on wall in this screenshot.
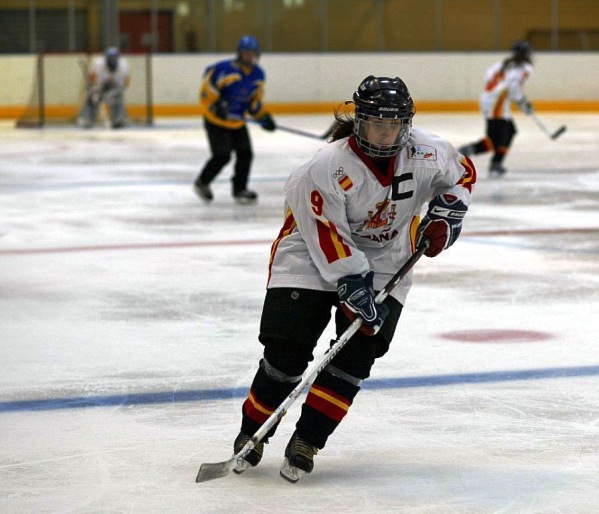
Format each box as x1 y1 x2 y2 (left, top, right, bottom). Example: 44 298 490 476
119 11 173 52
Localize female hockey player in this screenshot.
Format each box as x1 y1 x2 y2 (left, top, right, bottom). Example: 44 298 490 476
230 75 476 482
459 40 534 176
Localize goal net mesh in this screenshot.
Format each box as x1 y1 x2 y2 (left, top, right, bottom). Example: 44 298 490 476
16 52 153 128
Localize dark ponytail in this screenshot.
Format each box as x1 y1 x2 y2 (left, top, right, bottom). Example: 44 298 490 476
329 102 355 142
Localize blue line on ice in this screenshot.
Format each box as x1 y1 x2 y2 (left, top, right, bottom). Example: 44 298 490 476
1 365 597 413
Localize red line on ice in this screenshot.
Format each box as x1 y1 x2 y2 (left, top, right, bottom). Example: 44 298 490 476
0 227 597 256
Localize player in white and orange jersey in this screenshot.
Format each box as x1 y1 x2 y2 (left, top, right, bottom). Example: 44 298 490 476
227 76 476 482
460 40 533 176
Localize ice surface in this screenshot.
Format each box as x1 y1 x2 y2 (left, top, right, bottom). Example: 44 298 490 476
1 114 598 513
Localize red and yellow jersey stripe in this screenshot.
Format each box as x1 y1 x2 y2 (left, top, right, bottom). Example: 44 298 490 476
267 208 297 283
492 90 509 119
316 218 352 264
457 156 477 194
409 215 420 254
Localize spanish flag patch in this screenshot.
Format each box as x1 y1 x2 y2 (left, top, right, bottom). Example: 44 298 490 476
338 174 353 191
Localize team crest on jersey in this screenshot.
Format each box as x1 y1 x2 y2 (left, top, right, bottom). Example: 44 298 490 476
333 167 353 191
407 145 437 160
364 199 397 230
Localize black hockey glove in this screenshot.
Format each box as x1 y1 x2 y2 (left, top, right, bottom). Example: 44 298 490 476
516 97 533 114
257 112 276 132
337 271 389 336
211 99 229 120
417 194 468 257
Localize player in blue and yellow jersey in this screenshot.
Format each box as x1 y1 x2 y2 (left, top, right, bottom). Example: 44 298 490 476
193 36 276 205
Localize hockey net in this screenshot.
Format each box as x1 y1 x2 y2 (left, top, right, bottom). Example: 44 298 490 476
16 52 153 128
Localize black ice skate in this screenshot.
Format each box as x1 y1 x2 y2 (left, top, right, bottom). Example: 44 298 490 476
232 432 264 474
489 161 507 178
279 431 318 483
233 189 258 205
458 144 474 157
194 182 213 203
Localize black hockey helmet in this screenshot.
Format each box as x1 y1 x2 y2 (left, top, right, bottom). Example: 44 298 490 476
352 76 414 157
511 40 531 62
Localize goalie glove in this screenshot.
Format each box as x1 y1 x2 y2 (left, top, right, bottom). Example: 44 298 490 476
516 96 533 114
417 194 468 257
337 271 389 336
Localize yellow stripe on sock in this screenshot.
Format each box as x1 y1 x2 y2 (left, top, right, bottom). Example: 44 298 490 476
248 391 274 416
309 387 349 412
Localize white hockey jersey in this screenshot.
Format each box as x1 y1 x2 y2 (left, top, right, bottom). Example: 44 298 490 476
480 59 533 120
267 128 476 305
90 56 130 90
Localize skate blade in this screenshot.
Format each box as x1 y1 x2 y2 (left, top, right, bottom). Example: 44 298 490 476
279 458 306 484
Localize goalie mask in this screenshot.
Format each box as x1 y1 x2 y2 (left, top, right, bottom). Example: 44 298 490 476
352 76 414 158
105 47 120 72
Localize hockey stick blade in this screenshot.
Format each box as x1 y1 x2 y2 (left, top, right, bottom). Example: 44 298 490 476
196 420 284 483
551 125 567 140
195 438 255 483
529 112 566 141
196 460 235 482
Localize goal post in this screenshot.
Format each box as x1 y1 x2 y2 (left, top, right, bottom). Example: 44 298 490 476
16 51 154 128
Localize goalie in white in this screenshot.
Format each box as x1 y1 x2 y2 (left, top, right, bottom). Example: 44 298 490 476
227 75 477 483
78 48 130 129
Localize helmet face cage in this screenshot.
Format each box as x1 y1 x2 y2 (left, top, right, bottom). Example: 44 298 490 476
352 76 414 158
105 47 119 72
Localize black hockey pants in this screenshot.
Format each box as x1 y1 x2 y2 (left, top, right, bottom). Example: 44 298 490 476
240 287 403 449
487 118 517 164
469 118 517 165
196 118 253 194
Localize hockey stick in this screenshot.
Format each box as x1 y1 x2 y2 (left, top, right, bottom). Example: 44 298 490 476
229 114 336 140
195 243 427 483
77 58 107 124
273 120 337 140
77 58 101 107
528 111 567 140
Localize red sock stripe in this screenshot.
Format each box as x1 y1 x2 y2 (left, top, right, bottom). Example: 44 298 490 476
243 390 275 425
305 384 351 423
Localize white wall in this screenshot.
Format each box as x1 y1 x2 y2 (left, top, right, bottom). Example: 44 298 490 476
2 52 598 108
